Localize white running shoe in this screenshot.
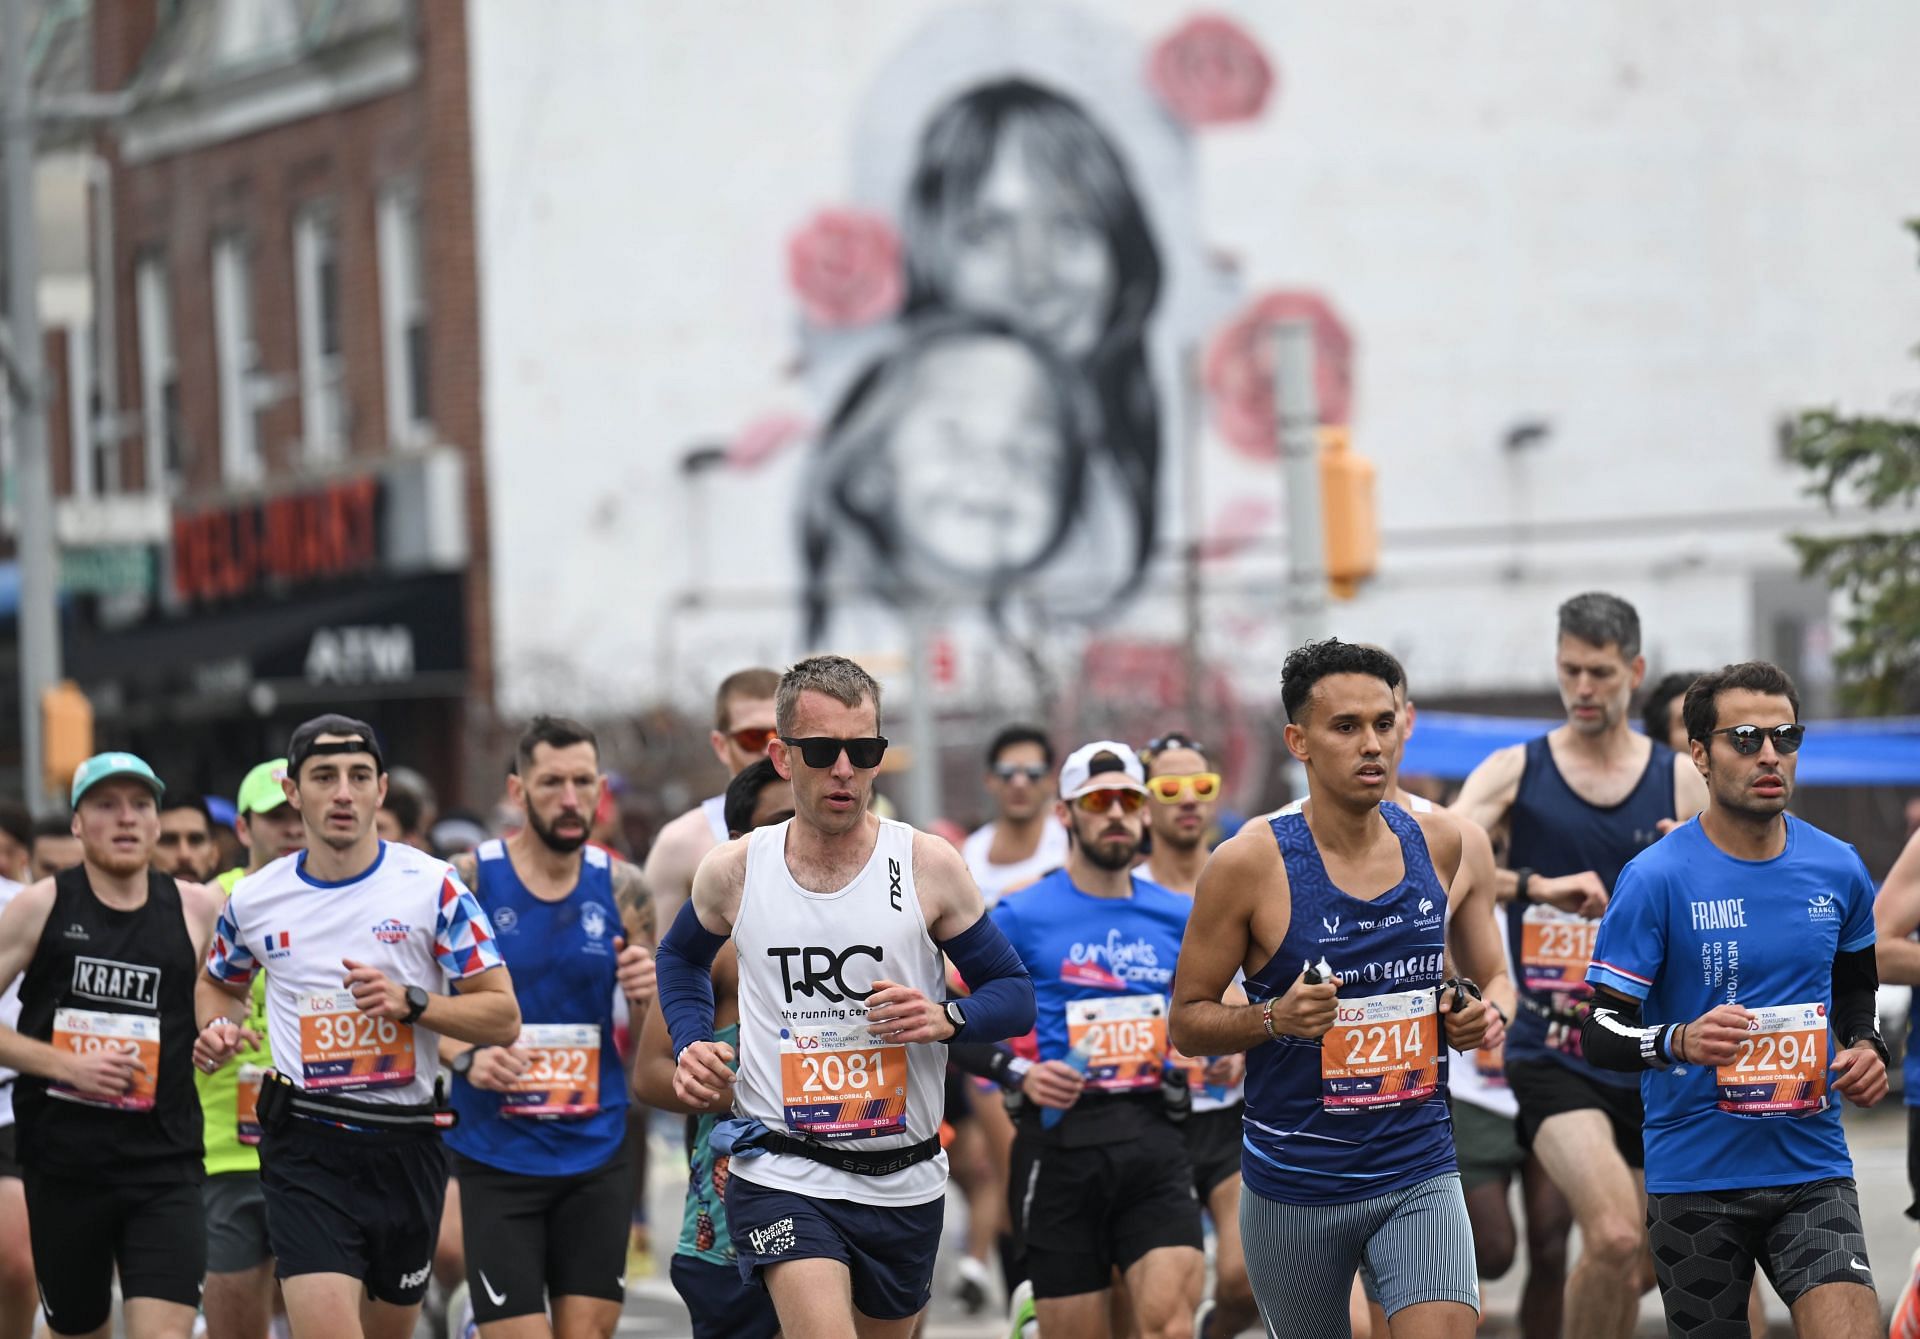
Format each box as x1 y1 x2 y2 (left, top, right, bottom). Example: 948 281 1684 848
1006 1277 1038 1339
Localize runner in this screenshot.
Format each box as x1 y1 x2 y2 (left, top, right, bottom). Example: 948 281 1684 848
0 752 228 1339
987 738 1206 1339
635 757 793 1339
962 726 1068 905
1642 671 1698 752
656 655 1035 1339
1136 732 1253 1339
1171 639 1491 1339
195 714 521 1339
1869 821 1920 1337
157 796 220 883
1580 660 1887 1338
0 817 35 1339
29 816 81 881
0 800 32 883
197 759 306 1339
1452 592 1706 1339
442 715 658 1339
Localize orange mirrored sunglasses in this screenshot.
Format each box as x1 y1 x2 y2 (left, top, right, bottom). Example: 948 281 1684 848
1147 772 1222 803
1072 787 1148 814
728 727 777 754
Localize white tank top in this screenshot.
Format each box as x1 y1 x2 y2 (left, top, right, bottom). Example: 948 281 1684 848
700 794 730 845
0 877 20 1126
730 817 948 1206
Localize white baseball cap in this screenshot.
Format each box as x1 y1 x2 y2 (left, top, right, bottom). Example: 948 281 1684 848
1058 740 1147 800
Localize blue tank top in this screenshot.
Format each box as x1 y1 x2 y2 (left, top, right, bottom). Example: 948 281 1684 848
1241 803 1455 1206
446 840 628 1176
1504 736 1675 1087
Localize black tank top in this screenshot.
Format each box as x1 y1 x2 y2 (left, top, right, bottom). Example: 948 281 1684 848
15 866 204 1182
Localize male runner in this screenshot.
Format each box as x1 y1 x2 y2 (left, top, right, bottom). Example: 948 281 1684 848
442 715 657 1339
30 816 82 880
195 715 521 1339
0 753 228 1339
1171 640 1491 1339
1869 819 1920 1336
1642 671 1698 752
635 757 792 1339
157 796 220 882
1580 661 1886 1338
962 726 1068 905
198 758 306 1339
1135 732 1253 1339
0 805 34 1339
656 655 1035 1339
988 739 1206 1339
0 801 30 882
1452 592 1705 1339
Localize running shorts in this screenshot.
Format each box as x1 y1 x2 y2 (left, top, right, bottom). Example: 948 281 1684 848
25 1168 206 1334
455 1140 632 1321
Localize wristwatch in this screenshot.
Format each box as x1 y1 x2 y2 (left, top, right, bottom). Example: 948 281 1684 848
1847 1028 1891 1068
402 985 431 1025
942 1001 967 1037
451 1048 481 1078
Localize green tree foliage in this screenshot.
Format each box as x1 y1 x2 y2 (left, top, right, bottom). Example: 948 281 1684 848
1788 221 1920 713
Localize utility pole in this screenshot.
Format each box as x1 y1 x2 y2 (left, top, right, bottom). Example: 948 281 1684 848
903 606 943 828
1274 319 1327 646
3 0 62 813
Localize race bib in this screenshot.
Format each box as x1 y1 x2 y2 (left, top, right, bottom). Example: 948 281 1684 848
50 1008 159 1111
1520 906 1597 995
298 991 414 1091
779 1023 907 1139
1322 989 1440 1110
501 1023 601 1118
1066 994 1168 1093
1169 1043 1209 1092
236 1064 265 1144
1716 1003 1828 1116
1473 1039 1509 1089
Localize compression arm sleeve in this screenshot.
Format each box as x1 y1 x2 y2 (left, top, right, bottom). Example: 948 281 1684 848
656 900 727 1059
937 914 1035 1044
1831 945 1880 1047
949 1042 1024 1088
1579 989 1680 1073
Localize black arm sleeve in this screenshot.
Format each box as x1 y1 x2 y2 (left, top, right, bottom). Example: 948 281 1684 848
948 1042 1020 1088
1578 987 1678 1073
1831 945 1879 1047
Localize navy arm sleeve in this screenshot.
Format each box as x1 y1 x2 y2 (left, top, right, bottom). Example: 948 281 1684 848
938 914 1035 1043
655 900 728 1059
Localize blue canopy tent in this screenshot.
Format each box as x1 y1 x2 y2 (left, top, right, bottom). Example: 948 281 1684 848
1403 712 1920 787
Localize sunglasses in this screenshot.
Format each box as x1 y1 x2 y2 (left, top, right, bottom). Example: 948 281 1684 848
1072 787 1148 815
780 736 889 770
993 762 1050 783
728 727 777 754
1148 772 1222 803
1699 724 1805 756
1142 732 1204 758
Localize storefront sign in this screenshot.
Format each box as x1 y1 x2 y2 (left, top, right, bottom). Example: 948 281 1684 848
172 477 381 605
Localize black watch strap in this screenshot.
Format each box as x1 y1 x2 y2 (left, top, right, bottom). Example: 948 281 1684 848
1848 1029 1891 1067
402 985 430 1024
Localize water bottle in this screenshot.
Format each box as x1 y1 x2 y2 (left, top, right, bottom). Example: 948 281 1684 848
1041 1038 1096 1130
1159 1060 1193 1123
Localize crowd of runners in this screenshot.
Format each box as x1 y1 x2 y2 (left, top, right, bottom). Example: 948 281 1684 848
0 588 1915 1339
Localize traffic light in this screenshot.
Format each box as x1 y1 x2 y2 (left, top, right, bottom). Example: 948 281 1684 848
42 680 94 799
1320 426 1377 599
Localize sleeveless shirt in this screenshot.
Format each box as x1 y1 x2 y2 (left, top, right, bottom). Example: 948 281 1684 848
729 818 947 1206
16 866 203 1182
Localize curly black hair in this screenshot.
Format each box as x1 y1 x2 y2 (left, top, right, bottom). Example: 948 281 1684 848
1280 639 1404 725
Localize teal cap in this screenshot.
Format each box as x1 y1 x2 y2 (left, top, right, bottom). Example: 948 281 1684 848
70 751 166 808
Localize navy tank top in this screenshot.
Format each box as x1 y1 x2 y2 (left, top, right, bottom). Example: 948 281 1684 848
1505 734 1675 1086
1241 803 1456 1205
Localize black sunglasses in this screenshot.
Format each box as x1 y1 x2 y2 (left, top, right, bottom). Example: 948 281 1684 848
1698 724 1805 756
993 762 1050 782
780 736 889 770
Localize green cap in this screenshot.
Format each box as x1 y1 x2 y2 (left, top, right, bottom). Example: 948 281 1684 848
236 759 292 816
70 752 166 808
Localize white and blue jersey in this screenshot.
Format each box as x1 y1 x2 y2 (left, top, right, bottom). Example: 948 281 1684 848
1241 803 1456 1206
1586 816 1876 1194
446 840 628 1177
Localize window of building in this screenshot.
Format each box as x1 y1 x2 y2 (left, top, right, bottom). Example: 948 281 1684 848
294 205 346 460
212 233 262 486
135 254 184 493
377 185 430 445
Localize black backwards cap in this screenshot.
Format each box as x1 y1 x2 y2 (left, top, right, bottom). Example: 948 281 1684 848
287 714 387 778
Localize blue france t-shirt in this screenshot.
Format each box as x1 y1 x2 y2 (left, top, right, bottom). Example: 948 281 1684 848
1586 816 1876 1194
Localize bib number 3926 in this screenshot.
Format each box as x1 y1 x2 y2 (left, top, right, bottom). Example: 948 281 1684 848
1321 989 1439 1110
298 991 414 1091
1716 1003 1828 1116
779 1024 906 1139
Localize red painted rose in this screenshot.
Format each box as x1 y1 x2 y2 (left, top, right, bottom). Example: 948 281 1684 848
1203 291 1354 460
726 412 812 471
1147 14 1275 128
786 209 904 328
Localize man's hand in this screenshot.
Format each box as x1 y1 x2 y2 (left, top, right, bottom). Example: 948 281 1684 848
1204 1053 1245 1088
1442 991 1489 1053
342 959 407 1020
465 1045 533 1093
1831 1043 1889 1108
1539 872 1609 918
674 1038 738 1109
61 1040 143 1099
1269 967 1339 1040
614 936 656 1006
1676 1003 1754 1065
193 1018 259 1074
1478 1006 1507 1054
1020 1059 1086 1110
864 980 952 1044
